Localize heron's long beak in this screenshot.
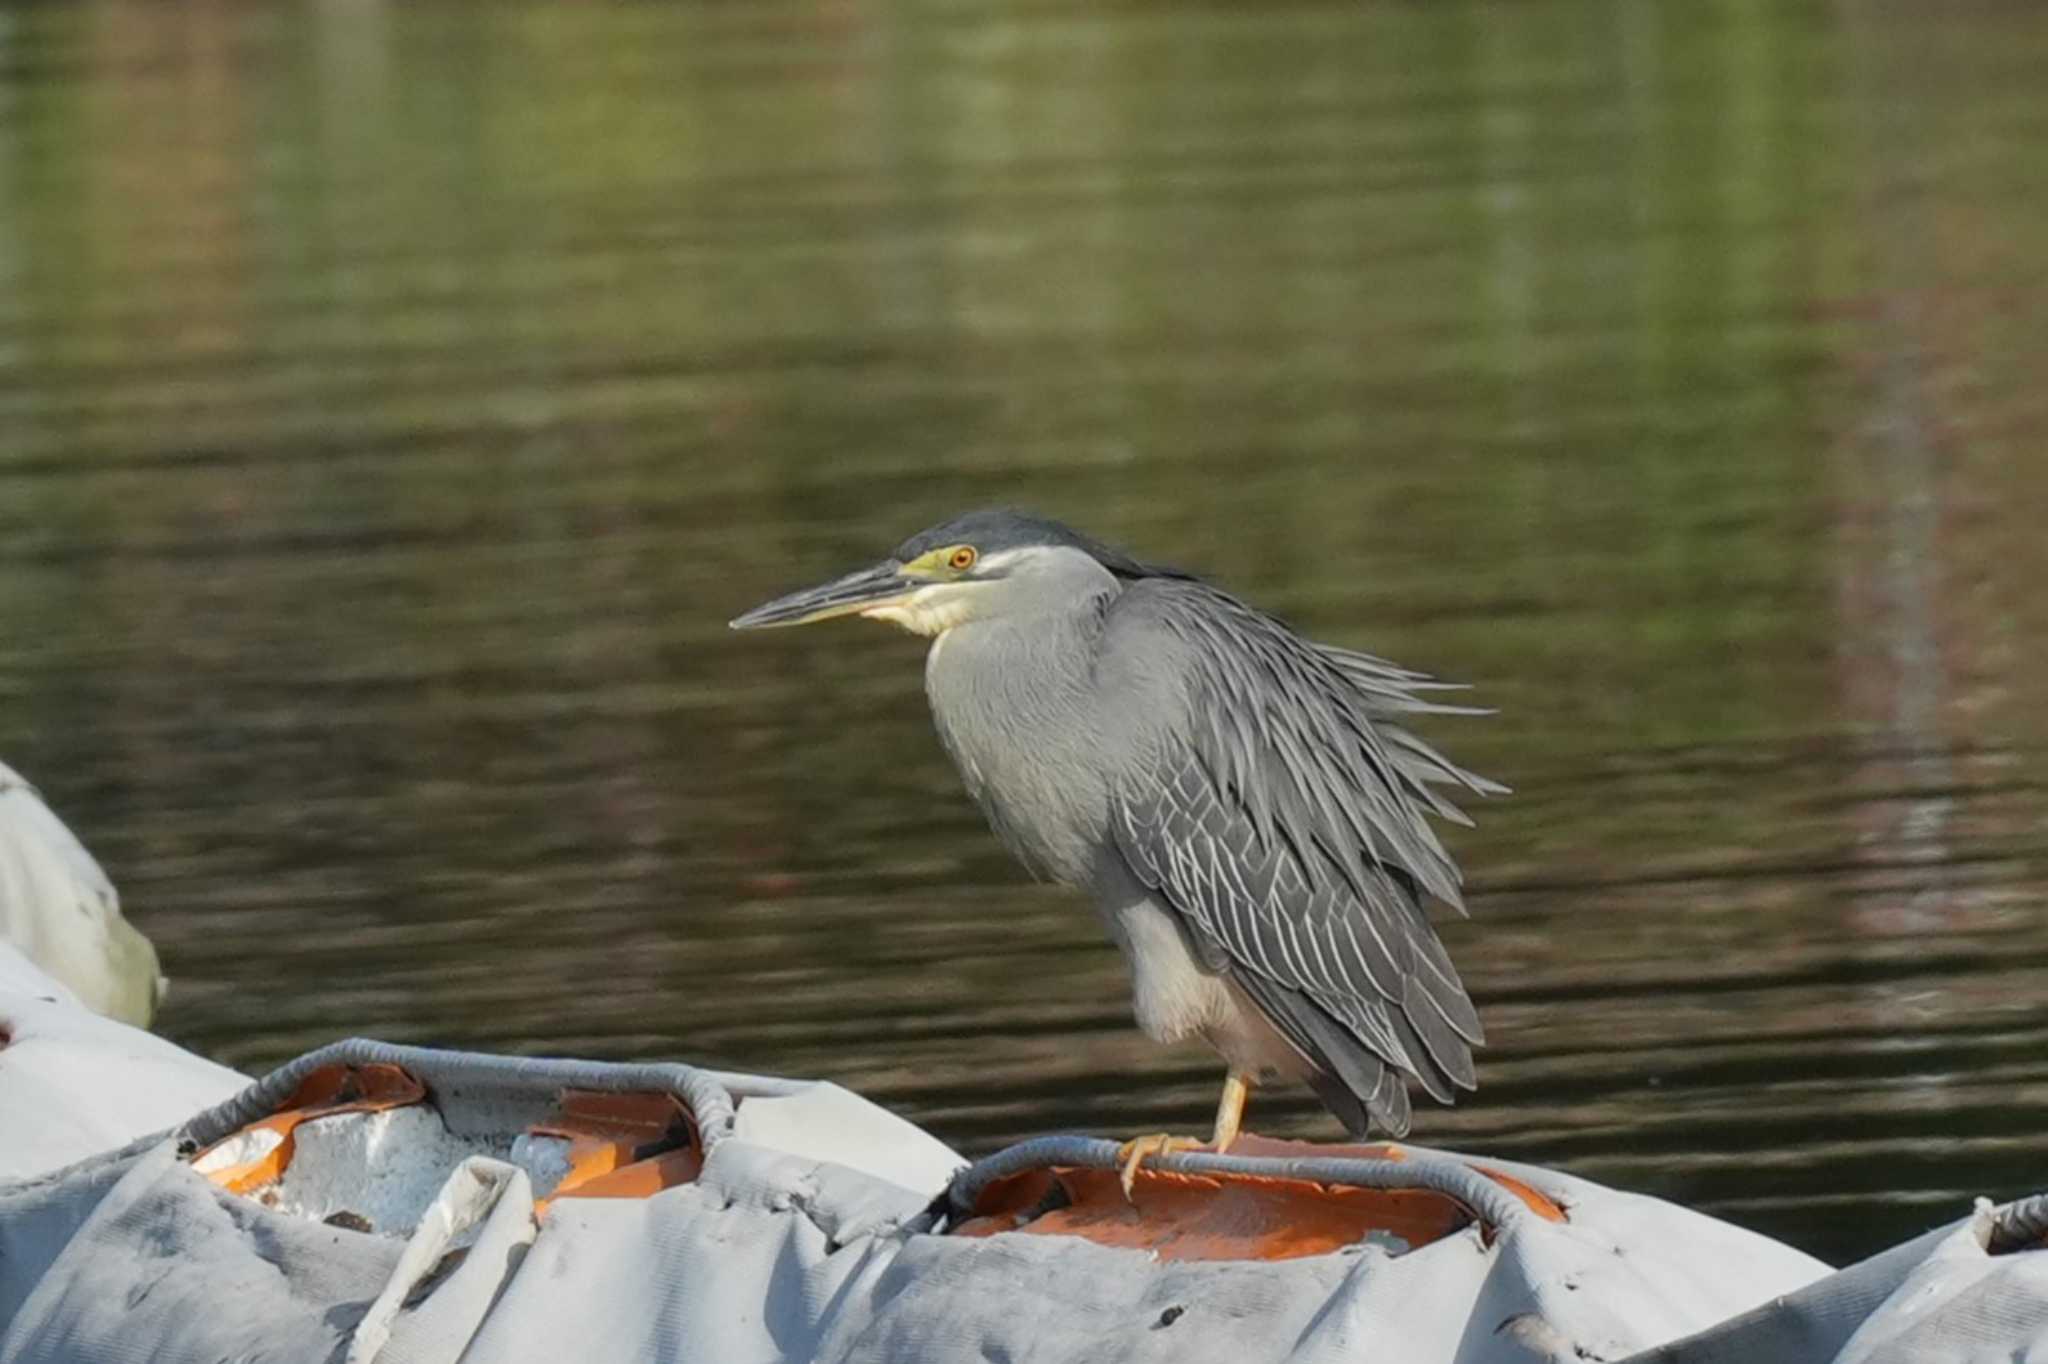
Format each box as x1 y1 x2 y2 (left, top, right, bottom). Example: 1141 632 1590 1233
729 559 916 630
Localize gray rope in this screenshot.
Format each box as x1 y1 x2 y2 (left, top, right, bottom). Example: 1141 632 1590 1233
177 1038 740 1154
945 1134 1539 1235
1989 1193 2048 1254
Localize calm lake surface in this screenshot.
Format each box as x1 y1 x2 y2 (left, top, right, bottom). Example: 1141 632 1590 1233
3 1 2046 1266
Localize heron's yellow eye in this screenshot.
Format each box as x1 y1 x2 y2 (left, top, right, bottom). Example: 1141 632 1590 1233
948 546 978 571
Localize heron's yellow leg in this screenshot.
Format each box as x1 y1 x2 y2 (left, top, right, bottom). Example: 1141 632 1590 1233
1211 1069 1252 1152
1116 1133 1203 1199
1117 1071 1256 1199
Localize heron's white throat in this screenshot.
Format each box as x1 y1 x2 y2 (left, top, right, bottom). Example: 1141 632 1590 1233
860 582 981 638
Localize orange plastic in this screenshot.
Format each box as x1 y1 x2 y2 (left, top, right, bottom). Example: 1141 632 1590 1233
954 1135 1566 1262
191 1067 703 1214
528 1089 703 1216
541 1147 704 1210
552 1089 693 1145
194 1063 427 1193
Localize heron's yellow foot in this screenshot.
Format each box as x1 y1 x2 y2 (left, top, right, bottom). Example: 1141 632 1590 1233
1116 1133 1206 1199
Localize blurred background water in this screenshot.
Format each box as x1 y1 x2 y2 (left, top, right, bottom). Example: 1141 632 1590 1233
3 0 2046 1266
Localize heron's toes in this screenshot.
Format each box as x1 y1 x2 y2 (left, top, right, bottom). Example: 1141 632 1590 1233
1115 1133 1205 1199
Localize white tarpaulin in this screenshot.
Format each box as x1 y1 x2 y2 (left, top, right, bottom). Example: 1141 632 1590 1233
1626 1194 2048 1364
0 945 244 1182
0 762 163 1027
0 963 2042 1364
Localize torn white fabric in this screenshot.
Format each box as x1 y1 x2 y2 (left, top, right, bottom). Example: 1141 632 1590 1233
0 991 2040 1364
0 762 163 1026
1789 1203 2048 1364
347 1157 538 1364
733 1081 964 1195
1622 1201 2048 1364
0 948 245 1180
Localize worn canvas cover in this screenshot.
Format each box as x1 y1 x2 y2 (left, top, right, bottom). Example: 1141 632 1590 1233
0 762 162 1026
0 1122 1825 1364
1628 1196 2048 1364
0 946 244 1181
1 965 2041 1364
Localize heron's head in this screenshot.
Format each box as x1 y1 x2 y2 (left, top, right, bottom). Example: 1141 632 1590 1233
730 509 1157 638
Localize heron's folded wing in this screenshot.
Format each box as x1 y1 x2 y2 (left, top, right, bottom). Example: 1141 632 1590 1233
1101 580 1491 1103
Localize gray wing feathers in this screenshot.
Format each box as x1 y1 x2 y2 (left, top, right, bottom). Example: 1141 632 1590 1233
1106 579 1496 1133
1234 970 1415 1136
1117 757 1413 1009
1316 642 1509 834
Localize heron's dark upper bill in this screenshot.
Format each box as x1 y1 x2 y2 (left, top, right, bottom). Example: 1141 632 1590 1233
729 560 914 630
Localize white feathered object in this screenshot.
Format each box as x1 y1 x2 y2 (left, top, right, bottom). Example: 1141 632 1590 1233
0 760 165 1026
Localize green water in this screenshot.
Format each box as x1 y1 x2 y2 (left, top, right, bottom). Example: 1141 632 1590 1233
3 0 2046 1266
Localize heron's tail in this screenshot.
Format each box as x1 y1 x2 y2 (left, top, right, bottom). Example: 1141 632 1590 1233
1234 969 1481 1139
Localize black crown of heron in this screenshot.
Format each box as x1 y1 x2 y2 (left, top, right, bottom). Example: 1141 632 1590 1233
733 510 1503 1189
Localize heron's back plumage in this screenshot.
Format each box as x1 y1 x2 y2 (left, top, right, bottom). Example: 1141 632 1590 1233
1097 576 1501 1136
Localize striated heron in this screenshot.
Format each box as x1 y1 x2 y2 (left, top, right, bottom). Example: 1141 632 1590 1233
732 509 1503 1190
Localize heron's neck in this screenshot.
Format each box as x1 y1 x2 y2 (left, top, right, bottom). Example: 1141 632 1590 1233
924 591 1111 690
921 594 1116 885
